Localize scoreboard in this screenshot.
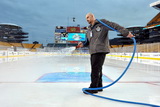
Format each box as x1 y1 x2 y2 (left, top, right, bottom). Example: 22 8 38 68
66 27 80 33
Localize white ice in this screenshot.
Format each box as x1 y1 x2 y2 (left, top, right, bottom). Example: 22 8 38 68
0 54 160 107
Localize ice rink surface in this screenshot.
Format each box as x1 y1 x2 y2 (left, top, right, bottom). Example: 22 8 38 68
0 54 160 107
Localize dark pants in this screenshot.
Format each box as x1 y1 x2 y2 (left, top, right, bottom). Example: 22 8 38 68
90 53 106 88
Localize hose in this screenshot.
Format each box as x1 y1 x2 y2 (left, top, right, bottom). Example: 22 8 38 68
82 19 160 107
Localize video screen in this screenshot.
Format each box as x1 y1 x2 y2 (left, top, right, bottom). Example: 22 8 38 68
60 37 68 41
67 33 86 41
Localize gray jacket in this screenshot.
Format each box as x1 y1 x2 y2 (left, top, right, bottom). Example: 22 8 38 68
85 19 129 54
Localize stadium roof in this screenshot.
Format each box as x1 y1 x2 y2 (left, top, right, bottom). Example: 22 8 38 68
150 0 160 10
126 25 144 28
0 23 21 28
144 12 160 29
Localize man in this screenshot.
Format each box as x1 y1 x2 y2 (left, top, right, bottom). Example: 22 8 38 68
76 13 134 94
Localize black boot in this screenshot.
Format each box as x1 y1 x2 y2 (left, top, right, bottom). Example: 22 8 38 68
83 90 98 94
98 89 103 92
